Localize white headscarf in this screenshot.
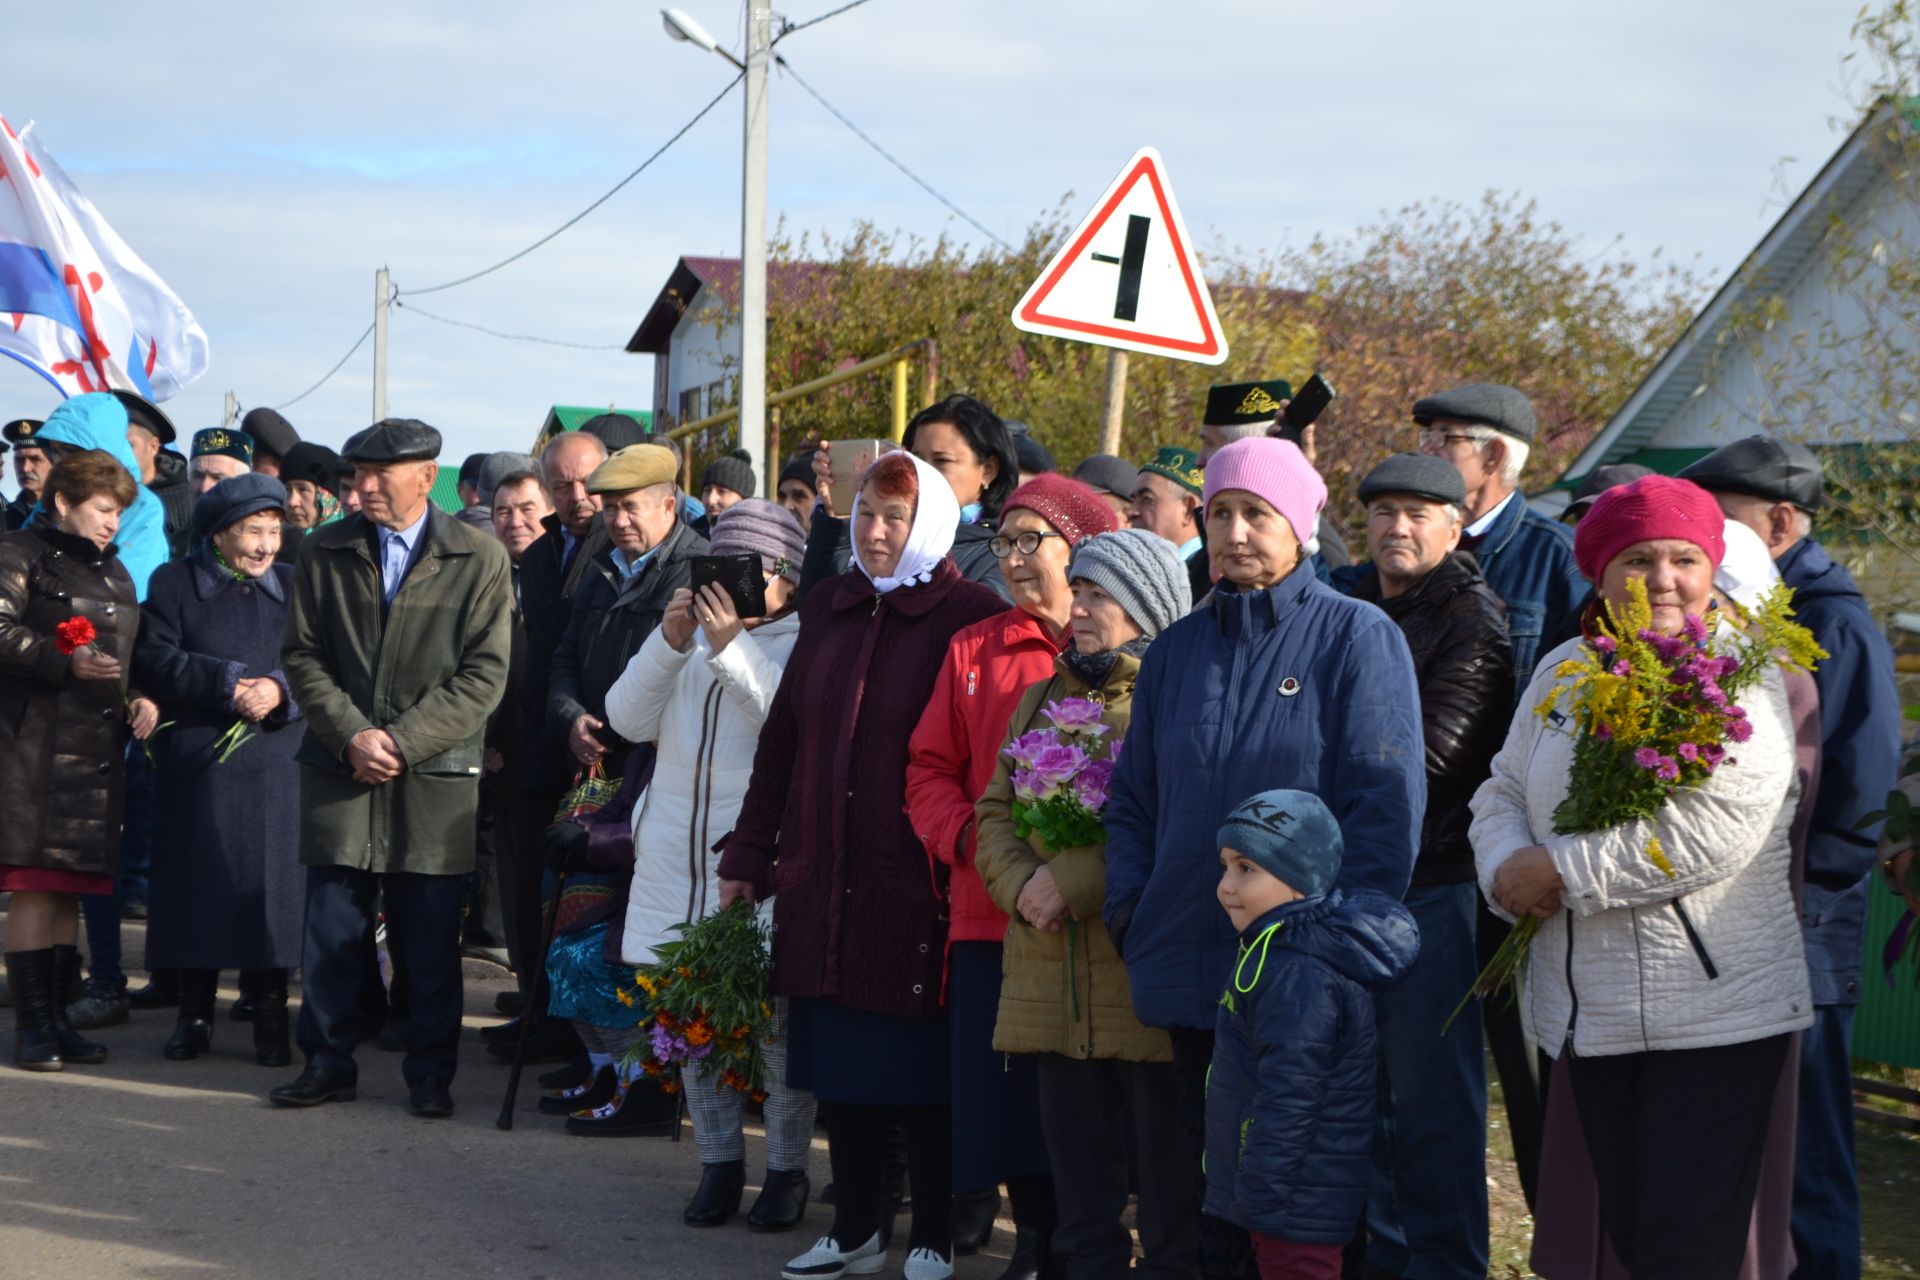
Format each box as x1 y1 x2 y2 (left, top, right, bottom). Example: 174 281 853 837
850 450 960 594
1714 520 1782 611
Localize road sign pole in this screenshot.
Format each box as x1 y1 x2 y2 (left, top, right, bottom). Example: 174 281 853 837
1099 348 1129 455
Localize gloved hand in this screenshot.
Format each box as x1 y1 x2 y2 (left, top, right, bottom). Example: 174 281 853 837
539 821 590 873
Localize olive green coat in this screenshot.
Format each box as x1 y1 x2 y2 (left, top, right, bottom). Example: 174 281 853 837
975 651 1171 1063
281 507 512 874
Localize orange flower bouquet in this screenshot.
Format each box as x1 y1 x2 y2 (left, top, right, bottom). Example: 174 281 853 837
619 900 772 1101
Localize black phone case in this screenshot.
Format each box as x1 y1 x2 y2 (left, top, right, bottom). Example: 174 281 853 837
690 554 767 619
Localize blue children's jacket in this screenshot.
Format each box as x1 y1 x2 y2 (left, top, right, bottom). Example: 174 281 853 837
1204 889 1420 1244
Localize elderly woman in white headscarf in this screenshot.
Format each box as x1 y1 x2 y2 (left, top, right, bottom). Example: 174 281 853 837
718 450 1006 1280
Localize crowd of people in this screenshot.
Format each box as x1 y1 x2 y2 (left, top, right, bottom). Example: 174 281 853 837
0 374 1908 1280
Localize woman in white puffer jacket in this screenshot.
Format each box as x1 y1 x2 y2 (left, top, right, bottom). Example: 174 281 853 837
603 498 818 1234
1469 476 1812 1280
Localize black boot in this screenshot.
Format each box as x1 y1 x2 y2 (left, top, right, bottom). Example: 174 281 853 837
563 1076 680 1137
128 970 180 1009
683 1160 746 1227
952 1186 1002 1256
243 968 291 1067
163 969 217 1061
6 950 63 1071
747 1167 812 1233
48 945 108 1064
995 1174 1056 1280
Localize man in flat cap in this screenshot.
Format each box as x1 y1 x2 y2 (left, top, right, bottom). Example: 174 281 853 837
240 407 300 478
1332 454 1511 1279
4 418 47 531
1681 435 1900 1278
1072 453 1138 524
271 417 512 1117
1413 380 1581 1211
188 427 253 496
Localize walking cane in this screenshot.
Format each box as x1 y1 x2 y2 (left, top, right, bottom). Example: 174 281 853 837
497 869 570 1131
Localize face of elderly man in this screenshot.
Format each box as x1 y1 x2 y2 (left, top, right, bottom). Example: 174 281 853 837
190 453 250 496
1366 493 1463 598
602 482 679 557
352 460 437 531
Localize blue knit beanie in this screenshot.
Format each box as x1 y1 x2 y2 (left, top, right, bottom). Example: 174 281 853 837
1216 789 1343 898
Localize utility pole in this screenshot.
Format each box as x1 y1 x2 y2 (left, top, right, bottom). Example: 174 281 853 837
1099 349 1130 455
223 391 237 428
372 266 390 424
739 1 771 493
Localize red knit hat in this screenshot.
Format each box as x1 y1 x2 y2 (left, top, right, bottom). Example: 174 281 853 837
1002 473 1120 545
1574 475 1726 582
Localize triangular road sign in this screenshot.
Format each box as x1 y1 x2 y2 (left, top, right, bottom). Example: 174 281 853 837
1011 146 1227 365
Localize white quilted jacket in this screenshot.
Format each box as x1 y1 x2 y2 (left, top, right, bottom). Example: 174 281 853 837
1469 635 1813 1058
603 613 800 967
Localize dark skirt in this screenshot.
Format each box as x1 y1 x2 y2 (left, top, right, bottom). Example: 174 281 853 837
788 994 950 1107
0 865 111 894
948 939 1051 1190
546 921 644 1028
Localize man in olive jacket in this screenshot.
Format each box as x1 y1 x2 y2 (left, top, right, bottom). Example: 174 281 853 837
269 418 512 1118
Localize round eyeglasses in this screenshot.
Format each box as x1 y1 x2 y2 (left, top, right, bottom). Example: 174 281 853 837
988 530 1064 559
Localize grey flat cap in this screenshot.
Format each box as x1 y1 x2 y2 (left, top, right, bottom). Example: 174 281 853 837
1411 383 1537 443
1564 463 1655 520
478 451 539 506
342 418 443 463
1356 452 1466 507
1676 435 1824 511
1073 453 1139 498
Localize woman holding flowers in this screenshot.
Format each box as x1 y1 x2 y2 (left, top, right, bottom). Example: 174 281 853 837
1470 476 1816 1279
133 474 304 1067
718 451 1004 1280
905 473 1117 1277
975 528 1197 1279
0 448 159 1071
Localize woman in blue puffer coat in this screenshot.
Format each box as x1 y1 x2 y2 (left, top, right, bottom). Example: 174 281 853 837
1103 437 1425 1276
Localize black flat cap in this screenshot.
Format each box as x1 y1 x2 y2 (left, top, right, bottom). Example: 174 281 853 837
112 390 177 444
281 442 345 497
1357 452 1467 507
579 413 649 451
458 452 490 487
3 418 42 445
1012 433 1056 475
1676 435 1824 511
240 407 301 459
342 418 443 464
1073 453 1139 498
191 427 255 465
1204 380 1293 427
193 473 288 542
1411 383 1537 443
1564 463 1655 521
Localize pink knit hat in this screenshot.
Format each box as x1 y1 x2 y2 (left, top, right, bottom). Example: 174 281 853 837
1002 473 1120 546
1201 438 1327 545
1574 475 1726 582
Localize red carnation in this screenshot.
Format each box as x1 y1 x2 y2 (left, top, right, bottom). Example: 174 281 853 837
54 616 97 655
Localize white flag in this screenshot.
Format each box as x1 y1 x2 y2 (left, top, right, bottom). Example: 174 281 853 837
0 114 209 401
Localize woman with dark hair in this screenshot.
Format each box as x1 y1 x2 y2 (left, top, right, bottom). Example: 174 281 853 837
797 394 1017 602
0 447 159 1071
718 450 1005 1280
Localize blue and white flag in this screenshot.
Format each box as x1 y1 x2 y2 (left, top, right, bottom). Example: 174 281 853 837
0 114 208 401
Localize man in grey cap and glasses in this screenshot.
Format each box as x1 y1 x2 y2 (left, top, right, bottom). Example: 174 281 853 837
1680 435 1900 1280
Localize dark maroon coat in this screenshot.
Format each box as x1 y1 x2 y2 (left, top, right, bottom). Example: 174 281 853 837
719 558 1003 1019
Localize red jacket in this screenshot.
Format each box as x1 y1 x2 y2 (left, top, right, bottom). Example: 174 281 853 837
906 605 1071 956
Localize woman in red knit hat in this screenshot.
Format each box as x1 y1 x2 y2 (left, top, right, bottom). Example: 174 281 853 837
1470 475 1812 1279
905 473 1118 1278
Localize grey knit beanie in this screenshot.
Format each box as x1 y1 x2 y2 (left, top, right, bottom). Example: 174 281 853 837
711 497 806 582
1068 528 1193 638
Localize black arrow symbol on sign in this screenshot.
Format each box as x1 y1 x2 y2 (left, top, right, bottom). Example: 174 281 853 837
1089 214 1151 322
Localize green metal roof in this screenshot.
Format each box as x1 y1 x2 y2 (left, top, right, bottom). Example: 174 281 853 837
539 405 652 445
429 470 463 514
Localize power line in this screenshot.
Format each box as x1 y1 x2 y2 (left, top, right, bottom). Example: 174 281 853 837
773 53 1011 250
400 72 744 297
393 298 625 350
276 319 377 409
776 0 874 41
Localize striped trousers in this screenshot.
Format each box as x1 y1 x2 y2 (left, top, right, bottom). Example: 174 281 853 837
682 997 816 1171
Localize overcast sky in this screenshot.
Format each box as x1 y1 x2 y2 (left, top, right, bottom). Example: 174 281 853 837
0 0 1883 459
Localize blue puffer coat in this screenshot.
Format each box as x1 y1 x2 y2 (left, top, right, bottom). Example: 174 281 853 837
1779 538 1902 1005
1204 889 1420 1244
1104 565 1424 1030
1467 491 1584 701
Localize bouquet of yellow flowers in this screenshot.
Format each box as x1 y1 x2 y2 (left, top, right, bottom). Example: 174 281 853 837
1452 577 1824 1026
618 900 774 1101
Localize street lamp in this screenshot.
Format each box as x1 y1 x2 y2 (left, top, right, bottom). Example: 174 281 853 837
663 3 768 495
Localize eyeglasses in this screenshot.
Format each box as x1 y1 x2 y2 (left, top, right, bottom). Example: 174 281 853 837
988 530 1064 559
1420 428 1484 450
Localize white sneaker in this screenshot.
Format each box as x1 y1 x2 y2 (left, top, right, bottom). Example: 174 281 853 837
781 1232 885 1279
901 1247 953 1280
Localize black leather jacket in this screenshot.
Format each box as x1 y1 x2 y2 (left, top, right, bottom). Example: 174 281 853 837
1335 551 1513 885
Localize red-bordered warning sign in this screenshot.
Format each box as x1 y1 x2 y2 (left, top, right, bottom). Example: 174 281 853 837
1011 147 1227 365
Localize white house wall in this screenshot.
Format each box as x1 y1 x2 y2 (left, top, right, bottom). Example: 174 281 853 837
666 295 739 425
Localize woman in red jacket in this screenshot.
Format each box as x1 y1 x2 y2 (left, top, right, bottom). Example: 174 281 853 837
718 450 1004 1280
904 474 1117 1276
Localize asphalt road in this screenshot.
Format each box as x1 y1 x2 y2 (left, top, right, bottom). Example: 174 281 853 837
0 922 1017 1280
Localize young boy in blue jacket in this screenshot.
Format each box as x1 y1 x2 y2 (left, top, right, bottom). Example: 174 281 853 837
1207 789 1420 1279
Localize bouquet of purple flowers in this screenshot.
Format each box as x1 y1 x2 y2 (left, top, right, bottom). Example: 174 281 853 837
1005 696 1122 852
